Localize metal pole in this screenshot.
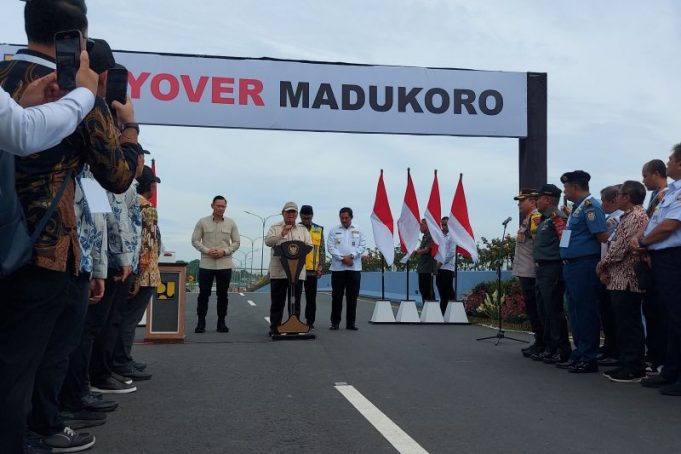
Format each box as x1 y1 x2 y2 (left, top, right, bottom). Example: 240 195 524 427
405 259 409 301
381 255 385 300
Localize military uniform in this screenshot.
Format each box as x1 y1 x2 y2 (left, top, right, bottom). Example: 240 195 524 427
533 184 572 362
559 171 607 371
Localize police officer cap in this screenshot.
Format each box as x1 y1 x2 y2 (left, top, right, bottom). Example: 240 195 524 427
560 170 591 184
513 188 539 201
538 184 561 198
137 165 160 186
300 205 313 215
88 39 116 74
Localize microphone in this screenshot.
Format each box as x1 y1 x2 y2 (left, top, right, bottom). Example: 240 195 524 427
502 216 512 226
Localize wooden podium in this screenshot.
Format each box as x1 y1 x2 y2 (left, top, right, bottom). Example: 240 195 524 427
144 262 187 343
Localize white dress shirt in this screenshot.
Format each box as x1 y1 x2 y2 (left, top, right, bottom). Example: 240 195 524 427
327 223 367 271
0 86 94 156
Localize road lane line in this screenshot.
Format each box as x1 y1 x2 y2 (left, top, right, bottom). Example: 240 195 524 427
334 383 428 454
247 300 256 306
239 292 245 296
264 317 270 324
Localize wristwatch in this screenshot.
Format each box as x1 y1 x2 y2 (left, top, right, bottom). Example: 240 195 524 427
122 122 140 134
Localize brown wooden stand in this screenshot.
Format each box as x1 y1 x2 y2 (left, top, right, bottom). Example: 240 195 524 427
144 262 187 343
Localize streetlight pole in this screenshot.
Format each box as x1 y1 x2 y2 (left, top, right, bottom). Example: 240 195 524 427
240 234 263 280
244 211 279 277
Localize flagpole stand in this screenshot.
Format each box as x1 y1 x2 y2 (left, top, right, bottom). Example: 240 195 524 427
420 301 445 323
476 223 527 345
370 300 396 323
395 300 420 323
444 301 470 324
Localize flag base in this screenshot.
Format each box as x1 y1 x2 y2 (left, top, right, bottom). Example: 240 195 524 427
395 300 421 323
420 301 445 323
369 300 396 323
444 301 470 324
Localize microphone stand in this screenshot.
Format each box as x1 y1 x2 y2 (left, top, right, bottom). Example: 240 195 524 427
476 220 528 345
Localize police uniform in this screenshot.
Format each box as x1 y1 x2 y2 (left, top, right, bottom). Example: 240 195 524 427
511 188 545 354
640 178 681 391
532 184 572 363
559 171 607 371
295 205 325 328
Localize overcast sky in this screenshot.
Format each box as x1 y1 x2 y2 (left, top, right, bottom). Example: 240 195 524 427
3 0 680 269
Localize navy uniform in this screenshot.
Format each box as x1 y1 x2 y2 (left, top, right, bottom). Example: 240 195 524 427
532 184 572 363
559 171 607 372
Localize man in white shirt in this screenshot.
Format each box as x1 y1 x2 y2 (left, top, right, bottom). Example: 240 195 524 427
327 207 366 330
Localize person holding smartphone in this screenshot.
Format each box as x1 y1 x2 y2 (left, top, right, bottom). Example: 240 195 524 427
0 50 98 156
0 1 140 452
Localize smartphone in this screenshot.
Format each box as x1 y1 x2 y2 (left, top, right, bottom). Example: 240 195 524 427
54 30 82 91
106 65 128 109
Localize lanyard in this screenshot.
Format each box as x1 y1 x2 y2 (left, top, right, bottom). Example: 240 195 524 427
567 194 593 226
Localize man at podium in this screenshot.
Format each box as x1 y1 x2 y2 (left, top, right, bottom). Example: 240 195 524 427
264 202 313 336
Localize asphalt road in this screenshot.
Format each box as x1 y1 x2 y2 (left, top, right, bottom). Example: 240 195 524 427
88 291 681 453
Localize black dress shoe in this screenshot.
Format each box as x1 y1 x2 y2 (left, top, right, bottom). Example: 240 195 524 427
521 343 544 358
542 352 563 364
530 351 550 361
659 382 681 396
568 361 599 373
217 319 229 333
330 324 339 330
556 359 577 369
346 325 359 331
195 318 206 333
641 375 673 388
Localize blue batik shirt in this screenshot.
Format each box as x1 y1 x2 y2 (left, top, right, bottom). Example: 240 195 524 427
75 170 107 276
106 180 142 273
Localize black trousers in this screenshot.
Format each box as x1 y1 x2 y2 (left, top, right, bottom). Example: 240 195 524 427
294 274 318 324
331 271 361 327
270 279 302 329
518 276 544 345
599 284 618 357
113 286 154 368
90 272 134 385
197 268 232 319
0 264 70 453
535 261 571 356
418 272 434 303
29 273 89 436
650 248 681 383
436 269 454 314
642 283 668 367
610 290 645 372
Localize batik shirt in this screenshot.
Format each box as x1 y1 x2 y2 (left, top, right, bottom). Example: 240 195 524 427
106 181 142 273
75 169 108 278
0 50 138 273
136 196 161 287
598 205 648 292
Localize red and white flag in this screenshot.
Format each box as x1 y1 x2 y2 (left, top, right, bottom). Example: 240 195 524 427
424 170 447 264
370 169 395 266
447 173 478 262
396 168 420 263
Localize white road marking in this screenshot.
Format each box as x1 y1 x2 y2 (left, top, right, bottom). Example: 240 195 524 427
239 292 245 296
247 300 256 306
264 316 270 324
334 383 428 454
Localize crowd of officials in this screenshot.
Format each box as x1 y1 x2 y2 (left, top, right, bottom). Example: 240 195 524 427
0 1 162 452
511 151 681 397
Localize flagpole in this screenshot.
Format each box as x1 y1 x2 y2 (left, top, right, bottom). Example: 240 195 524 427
453 252 458 301
405 258 409 300
381 254 385 300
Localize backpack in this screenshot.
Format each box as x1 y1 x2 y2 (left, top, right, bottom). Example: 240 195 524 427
0 150 71 277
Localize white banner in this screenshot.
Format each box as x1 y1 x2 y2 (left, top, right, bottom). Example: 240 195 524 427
2 44 528 137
